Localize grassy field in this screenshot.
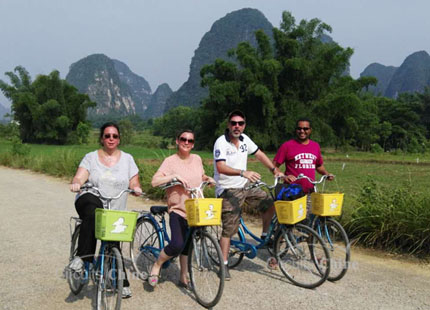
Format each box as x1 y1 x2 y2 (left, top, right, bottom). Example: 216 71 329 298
1 138 429 255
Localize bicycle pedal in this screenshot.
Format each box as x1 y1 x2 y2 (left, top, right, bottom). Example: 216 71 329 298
266 257 279 270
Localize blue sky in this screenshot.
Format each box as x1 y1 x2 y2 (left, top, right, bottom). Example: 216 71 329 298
1 0 429 107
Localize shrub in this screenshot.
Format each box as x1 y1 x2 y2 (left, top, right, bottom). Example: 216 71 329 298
10 138 31 156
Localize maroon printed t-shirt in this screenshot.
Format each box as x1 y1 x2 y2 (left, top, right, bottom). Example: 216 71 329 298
273 139 323 193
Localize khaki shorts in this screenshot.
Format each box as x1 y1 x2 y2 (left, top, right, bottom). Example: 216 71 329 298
219 183 273 238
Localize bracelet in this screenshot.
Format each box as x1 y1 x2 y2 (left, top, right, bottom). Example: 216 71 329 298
270 167 276 173
240 170 244 177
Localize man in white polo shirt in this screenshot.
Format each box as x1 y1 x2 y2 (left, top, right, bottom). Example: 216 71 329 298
213 110 282 280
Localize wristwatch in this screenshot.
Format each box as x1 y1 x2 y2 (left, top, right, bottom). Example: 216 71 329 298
270 167 276 173
240 170 244 177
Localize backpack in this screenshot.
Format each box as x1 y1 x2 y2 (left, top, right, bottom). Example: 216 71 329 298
275 183 305 201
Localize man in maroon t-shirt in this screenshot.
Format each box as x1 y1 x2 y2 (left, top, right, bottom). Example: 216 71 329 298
273 118 333 194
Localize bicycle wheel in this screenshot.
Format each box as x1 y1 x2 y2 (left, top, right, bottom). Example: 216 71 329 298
274 223 330 289
130 217 160 280
208 225 244 269
188 230 225 308
96 246 123 310
314 217 350 281
66 225 85 295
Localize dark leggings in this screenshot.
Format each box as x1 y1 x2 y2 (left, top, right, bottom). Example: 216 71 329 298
164 212 191 257
75 193 130 287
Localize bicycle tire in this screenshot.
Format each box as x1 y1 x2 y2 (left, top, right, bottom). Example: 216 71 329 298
313 217 350 281
130 217 160 280
96 246 123 310
208 225 245 269
66 224 85 295
188 230 225 308
274 223 330 289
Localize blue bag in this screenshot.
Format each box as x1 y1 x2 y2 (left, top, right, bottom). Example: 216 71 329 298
275 183 305 201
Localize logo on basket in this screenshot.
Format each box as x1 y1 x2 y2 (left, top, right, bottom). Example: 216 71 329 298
205 204 215 220
297 203 304 219
330 199 338 210
111 217 127 233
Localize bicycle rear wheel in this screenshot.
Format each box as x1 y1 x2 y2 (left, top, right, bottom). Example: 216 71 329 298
208 225 245 269
130 217 160 280
188 230 225 308
96 246 123 310
314 217 350 281
66 225 85 295
274 223 330 289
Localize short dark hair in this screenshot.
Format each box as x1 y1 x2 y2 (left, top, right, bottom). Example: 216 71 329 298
228 110 246 121
176 129 194 140
295 118 312 128
100 122 120 143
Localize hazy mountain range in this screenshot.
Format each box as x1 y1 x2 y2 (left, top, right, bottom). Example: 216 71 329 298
20 8 430 120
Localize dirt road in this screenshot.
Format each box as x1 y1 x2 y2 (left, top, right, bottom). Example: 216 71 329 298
1 166 429 310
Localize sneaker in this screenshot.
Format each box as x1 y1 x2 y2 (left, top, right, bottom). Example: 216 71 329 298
224 265 231 281
69 257 84 273
122 286 132 299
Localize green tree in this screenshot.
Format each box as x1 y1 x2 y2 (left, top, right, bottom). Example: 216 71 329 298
199 11 355 150
118 119 134 145
0 66 95 144
152 106 200 143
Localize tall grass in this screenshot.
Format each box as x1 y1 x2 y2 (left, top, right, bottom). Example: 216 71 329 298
346 180 430 255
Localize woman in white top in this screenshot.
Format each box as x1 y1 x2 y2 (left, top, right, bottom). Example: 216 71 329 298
69 122 142 298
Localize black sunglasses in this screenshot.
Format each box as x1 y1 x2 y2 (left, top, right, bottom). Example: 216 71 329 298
296 127 310 131
230 121 245 126
103 134 119 139
179 137 195 144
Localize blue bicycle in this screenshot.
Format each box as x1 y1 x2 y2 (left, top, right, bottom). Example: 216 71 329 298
211 178 331 289
130 181 225 309
296 174 350 281
66 184 138 310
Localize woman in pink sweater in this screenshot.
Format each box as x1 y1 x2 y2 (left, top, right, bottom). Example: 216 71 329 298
148 129 214 290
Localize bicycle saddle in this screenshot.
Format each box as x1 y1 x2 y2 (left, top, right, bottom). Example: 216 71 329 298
150 206 168 214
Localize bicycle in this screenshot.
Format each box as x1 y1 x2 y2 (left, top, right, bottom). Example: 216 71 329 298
65 183 139 310
211 178 331 289
296 173 350 281
130 181 225 309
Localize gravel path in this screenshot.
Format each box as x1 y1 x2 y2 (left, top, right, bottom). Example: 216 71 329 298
1 166 429 310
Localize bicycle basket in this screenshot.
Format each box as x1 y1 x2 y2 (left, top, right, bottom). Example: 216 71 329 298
311 192 344 216
185 198 222 226
95 209 138 242
274 195 307 224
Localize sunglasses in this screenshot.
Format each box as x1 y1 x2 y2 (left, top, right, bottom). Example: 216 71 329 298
230 121 245 126
103 134 119 139
296 127 310 131
179 137 195 144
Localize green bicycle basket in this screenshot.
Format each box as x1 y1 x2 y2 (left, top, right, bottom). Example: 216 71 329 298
95 209 138 242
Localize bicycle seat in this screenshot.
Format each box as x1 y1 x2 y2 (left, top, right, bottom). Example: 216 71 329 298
150 206 168 215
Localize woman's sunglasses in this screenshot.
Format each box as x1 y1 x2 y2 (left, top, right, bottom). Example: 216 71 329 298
179 137 195 144
103 134 119 139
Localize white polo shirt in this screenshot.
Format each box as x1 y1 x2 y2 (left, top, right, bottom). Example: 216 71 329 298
213 131 258 196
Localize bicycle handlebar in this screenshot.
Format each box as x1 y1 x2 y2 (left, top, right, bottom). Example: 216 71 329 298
244 177 281 191
158 180 213 198
80 183 138 201
295 173 334 185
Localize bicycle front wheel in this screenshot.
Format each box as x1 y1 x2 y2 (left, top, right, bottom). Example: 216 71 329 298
314 217 350 281
67 224 85 295
96 246 123 310
130 217 160 280
274 223 330 289
188 230 225 308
